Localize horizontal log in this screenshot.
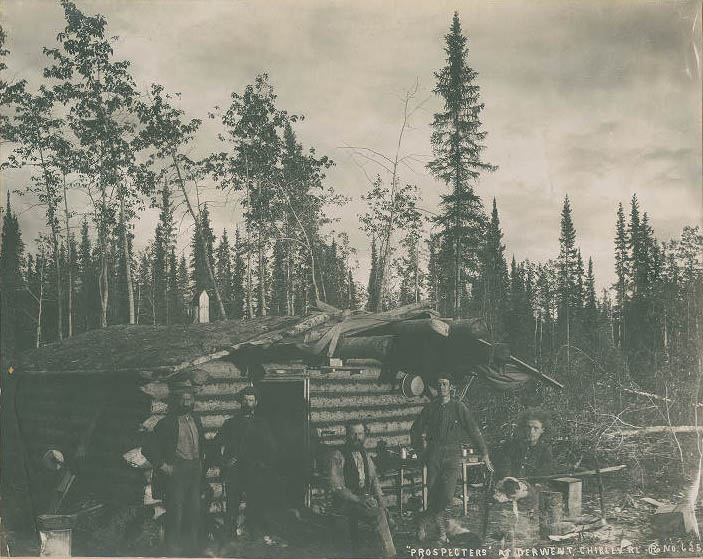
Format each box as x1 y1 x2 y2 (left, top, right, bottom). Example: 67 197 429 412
391 318 449 337
334 336 394 361
310 393 411 409
284 313 332 337
311 405 424 425
198 382 251 397
314 420 414 439
309 382 394 394
308 367 381 380
344 359 384 367
196 360 243 378
317 433 412 449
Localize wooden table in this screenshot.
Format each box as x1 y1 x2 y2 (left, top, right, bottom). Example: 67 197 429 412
398 458 485 516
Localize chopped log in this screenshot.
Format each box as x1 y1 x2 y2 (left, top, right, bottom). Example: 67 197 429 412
653 503 698 537
140 382 169 401
390 318 449 337
540 491 563 538
608 426 703 436
550 477 582 518
334 336 394 361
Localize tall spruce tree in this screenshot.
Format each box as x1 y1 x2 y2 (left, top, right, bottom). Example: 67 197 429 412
480 198 509 337
366 237 379 311
1 193 26 359
613 202 628 348
232 227 246 318
153 183 174 324
427 12 496 318
190 204 216 312
215 229 234 318
557 195 578 370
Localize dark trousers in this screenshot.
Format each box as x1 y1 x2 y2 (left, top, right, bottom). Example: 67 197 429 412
164 457 202 556
340 496 396 558
426 447 461 513
225 466 270 537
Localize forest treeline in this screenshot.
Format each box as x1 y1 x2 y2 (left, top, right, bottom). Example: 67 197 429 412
0 3 701 412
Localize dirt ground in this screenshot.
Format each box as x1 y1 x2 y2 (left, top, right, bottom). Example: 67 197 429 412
4 482 702 558
192 482 703 559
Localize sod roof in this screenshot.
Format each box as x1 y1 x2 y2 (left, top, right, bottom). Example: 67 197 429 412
17 316 301 372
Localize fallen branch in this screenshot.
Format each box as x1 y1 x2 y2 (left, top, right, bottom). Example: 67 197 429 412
607 426 703 437
623 387 673 403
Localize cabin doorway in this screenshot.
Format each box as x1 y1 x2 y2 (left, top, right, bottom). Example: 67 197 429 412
256 378 309 509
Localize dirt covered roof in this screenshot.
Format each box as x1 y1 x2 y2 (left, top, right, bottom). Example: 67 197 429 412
17 316 300 372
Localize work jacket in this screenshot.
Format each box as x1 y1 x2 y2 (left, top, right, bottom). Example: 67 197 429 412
411 398 489 456
496 437 553 480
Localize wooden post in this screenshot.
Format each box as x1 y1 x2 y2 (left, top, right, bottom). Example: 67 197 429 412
462 462 469 516
398 466 405 515
422 465 428 511
539 491 563 539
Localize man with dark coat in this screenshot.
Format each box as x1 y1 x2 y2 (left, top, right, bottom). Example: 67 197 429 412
213 386 277 540
142 388 206 557
411 374 493 543
329 420 396 558
496 408 553 480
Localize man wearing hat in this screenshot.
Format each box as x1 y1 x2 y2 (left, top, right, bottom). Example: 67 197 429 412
213 385 277 540
411 373 493 543
142 383 206 556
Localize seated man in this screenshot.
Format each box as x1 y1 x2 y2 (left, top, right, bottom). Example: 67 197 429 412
329 420 396 558
496 407 553 481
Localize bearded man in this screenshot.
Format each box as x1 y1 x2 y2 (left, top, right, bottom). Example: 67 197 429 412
329 419 396 558
142 388 206 556
213 386 277 540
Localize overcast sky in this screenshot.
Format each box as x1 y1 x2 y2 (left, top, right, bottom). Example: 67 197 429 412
1 0 701 292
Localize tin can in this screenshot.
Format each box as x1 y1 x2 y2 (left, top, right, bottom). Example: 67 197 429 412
462 448 468 457
401 447 408 459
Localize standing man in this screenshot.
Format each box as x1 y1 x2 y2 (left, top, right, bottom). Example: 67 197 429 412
213 386 277 540
142 386 206 557
329 420 396 558
411 374 493 543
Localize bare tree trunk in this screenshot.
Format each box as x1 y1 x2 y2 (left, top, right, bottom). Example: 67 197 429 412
36 257 45 348
120 195 136 324
246 224 254 318
172 154 227 320
62 173 72 337
258 229 267 317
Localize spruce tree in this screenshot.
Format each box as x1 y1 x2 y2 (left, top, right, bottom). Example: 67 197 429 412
557 195 578 370
215 229 234 319
480 198 509 337
613 202 628 348
232 227 246 319
1 193 26 358
427 12 496 317
366 237 379 311
153 184 174 324
190 204 216 308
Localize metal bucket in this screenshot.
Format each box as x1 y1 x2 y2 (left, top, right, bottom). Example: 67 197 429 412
37 514 74 557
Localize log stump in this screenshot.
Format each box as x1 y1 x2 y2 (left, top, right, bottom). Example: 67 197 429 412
539 491 563 539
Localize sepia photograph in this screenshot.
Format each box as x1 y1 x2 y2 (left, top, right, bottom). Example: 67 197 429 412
0 1 701 558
